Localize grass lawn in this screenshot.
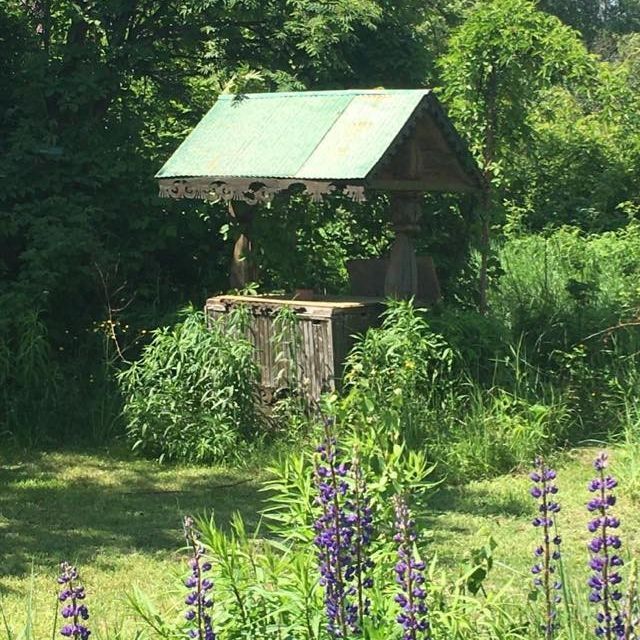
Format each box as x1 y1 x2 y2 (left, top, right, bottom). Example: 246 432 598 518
0 449 266 637
1 446 638 637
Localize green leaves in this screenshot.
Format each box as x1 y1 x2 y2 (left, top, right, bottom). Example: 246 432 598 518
439 0 595 172
344 300 456 425
118 307 262 464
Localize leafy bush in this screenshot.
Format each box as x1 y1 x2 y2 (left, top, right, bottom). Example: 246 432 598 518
118 307 262 464
0 309 61 444
486 224 640 435
430 307 510 384
341 300 567 482
439 386 570 482
492 224 640 352
343 300 455 436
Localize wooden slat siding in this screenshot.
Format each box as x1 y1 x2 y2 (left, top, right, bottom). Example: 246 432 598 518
302 320 314 396
257 315 271 390
205 296 385 402
312 319 330 397
266 314 277 389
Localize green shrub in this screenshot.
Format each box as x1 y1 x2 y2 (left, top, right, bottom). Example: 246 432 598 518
487 224 640 435
438 385 570 482
118 307 262 464
430 307 510 384
491 224 640 357
341 300 568 481
343 300 455 437
0 309 61 444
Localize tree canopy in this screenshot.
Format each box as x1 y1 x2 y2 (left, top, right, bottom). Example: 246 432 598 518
1 0 639 438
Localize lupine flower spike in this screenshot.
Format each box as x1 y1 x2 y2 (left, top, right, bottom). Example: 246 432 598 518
313 420 374 637
587 452 625 639
313 427 352 638
183 516 216 640
348 455 375 627
530 457 563 639
393 495 429 640
58 562 90 639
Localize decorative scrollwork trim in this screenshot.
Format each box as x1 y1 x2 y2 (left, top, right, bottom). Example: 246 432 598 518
158 178 366 205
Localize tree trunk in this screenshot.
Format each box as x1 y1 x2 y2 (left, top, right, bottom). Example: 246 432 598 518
478 212 490 315
479 68 498 315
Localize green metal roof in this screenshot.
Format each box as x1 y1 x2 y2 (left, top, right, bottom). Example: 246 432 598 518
156 90 433 181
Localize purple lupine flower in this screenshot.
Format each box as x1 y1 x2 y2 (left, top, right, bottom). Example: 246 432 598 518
587 452 626 639
58 562 90 639
530 457 563 638
348 456 375 627
393 495 429 640
314 433 353 638
183 516 215 640
313 422 374 637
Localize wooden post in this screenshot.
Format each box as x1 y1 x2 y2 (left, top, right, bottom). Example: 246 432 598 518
384 192 423 299
229 201 257 289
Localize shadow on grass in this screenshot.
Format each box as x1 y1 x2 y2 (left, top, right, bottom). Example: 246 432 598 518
417 480 534 565
1 448 540 583
0 449 265 579
427 484 532 519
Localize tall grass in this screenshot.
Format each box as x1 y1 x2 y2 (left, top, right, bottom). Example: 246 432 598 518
4 222 640 473
0 311 61 444
491 225 640 363
613 395 640 502
488 224 640 437
0 308 122 449
0 571 57 640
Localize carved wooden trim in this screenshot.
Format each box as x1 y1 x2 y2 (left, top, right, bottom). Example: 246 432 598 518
158 178 366 205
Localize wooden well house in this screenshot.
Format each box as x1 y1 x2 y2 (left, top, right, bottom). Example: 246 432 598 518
156 89 485 399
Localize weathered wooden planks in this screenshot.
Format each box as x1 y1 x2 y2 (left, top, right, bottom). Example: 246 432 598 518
206 295 384 401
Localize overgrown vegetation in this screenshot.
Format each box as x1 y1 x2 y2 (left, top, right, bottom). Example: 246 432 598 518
2 0 640 635
118 307 262 464
2 0 640 451
117 215 640 473
114 253 640 480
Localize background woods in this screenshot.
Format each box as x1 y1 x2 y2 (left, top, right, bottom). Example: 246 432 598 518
1 0 640 447
3 2 640 638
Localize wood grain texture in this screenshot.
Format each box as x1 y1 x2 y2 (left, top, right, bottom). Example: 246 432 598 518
206 295 384 401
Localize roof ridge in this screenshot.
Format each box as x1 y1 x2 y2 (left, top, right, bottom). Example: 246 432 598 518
217 89 432 100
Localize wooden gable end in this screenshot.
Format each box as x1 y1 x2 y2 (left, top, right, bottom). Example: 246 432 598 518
369 113 480 192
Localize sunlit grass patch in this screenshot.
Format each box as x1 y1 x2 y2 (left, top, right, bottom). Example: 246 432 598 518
2 445 640 637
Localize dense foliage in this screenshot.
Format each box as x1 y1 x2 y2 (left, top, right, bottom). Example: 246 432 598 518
1 0 640 465
118 307 262 464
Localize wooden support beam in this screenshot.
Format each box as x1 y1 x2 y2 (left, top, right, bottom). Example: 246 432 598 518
384 192 423 299
228 201 258 289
